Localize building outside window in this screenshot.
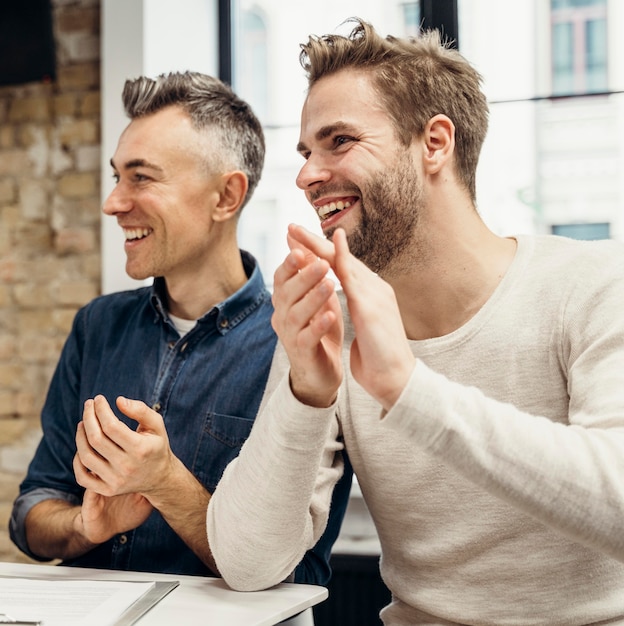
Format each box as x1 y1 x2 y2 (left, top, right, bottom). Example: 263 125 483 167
551 0 608 95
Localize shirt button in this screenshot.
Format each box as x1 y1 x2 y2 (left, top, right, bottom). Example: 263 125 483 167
119 534 128 544
168 341 176 349
219 319 228 328
152 402 161 412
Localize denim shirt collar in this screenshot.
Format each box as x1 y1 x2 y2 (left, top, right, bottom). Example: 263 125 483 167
149 250 270 335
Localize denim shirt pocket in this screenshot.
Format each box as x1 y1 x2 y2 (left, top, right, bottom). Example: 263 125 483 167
192 412 255 492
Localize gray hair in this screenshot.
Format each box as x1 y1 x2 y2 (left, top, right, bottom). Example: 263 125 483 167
122 71 265 210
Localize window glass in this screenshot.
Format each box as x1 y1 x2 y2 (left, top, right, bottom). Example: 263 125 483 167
552 21 575 94
552 222 611 240
551 0 608 95
585 17 608 92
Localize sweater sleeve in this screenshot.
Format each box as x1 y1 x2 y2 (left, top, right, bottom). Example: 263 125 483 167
383 249 624 561
207 345 345 591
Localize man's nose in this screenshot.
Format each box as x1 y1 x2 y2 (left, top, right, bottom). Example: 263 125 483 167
296 155 331 190
102 184 131 215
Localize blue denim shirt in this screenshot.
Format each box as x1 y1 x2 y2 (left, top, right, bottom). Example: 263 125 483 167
10 251 351 582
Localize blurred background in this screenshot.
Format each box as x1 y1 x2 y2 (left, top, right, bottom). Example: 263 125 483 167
0 1 622 623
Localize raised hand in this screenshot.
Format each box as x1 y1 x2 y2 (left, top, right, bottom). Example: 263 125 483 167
287 225 415 411
271 225 344 407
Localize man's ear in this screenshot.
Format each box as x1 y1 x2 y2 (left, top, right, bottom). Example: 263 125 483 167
213 171 249 222
422 114 455 175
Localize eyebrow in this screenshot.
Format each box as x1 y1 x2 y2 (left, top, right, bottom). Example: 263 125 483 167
109 157 164 172
296 121 354 154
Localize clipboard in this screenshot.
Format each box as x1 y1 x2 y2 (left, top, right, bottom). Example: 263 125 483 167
113 580 179 625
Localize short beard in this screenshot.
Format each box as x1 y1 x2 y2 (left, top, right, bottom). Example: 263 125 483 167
326 152 423 277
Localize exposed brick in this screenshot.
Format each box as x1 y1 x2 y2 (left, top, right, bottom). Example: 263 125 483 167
56 118 99 146
50 141 74 175
0 334 16 359
56 280 98 305
0 255 18 283
17 310 57 334
80 91 101 117
63 33 100 63
53 308 79 335
0 150 30 177
56 62 100 91
75 144 101 172
0 391 15 417
8 97 52 124
13 283 54 308
0 419 29 446
0 230 9 257
0 126 14 149
0 285 11 307
53 93 79 118
0 365 25 390
15 391 38 417
0 0 102 564
18 179 51 220
58 172 99 198
14 223 53 253
17 335 62 364
51 196 101 229
0 178 16 204
56 5 100 34
54 226 97 254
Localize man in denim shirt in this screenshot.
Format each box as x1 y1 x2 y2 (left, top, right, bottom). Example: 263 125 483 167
9 72 350 582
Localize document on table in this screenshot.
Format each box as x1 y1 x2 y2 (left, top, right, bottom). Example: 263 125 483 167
0 577 179 626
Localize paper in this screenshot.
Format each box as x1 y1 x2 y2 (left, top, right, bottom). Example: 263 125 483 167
0 577 164 626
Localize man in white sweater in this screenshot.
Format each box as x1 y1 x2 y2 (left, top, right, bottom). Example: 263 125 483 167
207 18 624 625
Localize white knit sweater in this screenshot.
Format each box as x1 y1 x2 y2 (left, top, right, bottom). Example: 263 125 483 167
208 234 624 625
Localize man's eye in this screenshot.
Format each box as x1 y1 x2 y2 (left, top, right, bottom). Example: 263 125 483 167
334 135 354 147
112 173 120 183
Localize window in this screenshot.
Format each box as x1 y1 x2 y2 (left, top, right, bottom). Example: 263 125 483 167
551 0 607 95
402 2 421 37
233 8 268 121
551 222 610 240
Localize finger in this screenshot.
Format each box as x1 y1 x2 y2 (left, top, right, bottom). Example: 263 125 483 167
272 247 306 292
75 421 107 478
273 252 332 313
73 449 101 489
286 232 315 258
115 397 167 437
288 224 336 264
81 398 125 460
283 278 339 345
332 228 360 284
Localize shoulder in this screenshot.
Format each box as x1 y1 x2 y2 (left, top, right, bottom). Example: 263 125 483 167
73 286 153 328
521 235 624 287
527 234 624 267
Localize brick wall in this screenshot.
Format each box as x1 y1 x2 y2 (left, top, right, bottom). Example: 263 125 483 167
0 0 101 562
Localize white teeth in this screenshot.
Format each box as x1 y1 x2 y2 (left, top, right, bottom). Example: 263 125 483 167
124 228 150 241
318 200 351 219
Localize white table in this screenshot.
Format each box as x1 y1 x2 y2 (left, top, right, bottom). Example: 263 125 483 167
0 561 327 626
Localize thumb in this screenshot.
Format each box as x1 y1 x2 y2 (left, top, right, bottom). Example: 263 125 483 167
116 396 164 434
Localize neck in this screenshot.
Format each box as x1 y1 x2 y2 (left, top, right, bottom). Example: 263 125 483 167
165 247 248 321
385 214 517 341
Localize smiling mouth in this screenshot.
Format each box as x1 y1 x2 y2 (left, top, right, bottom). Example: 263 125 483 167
316 199 353 221
123 228 152 241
